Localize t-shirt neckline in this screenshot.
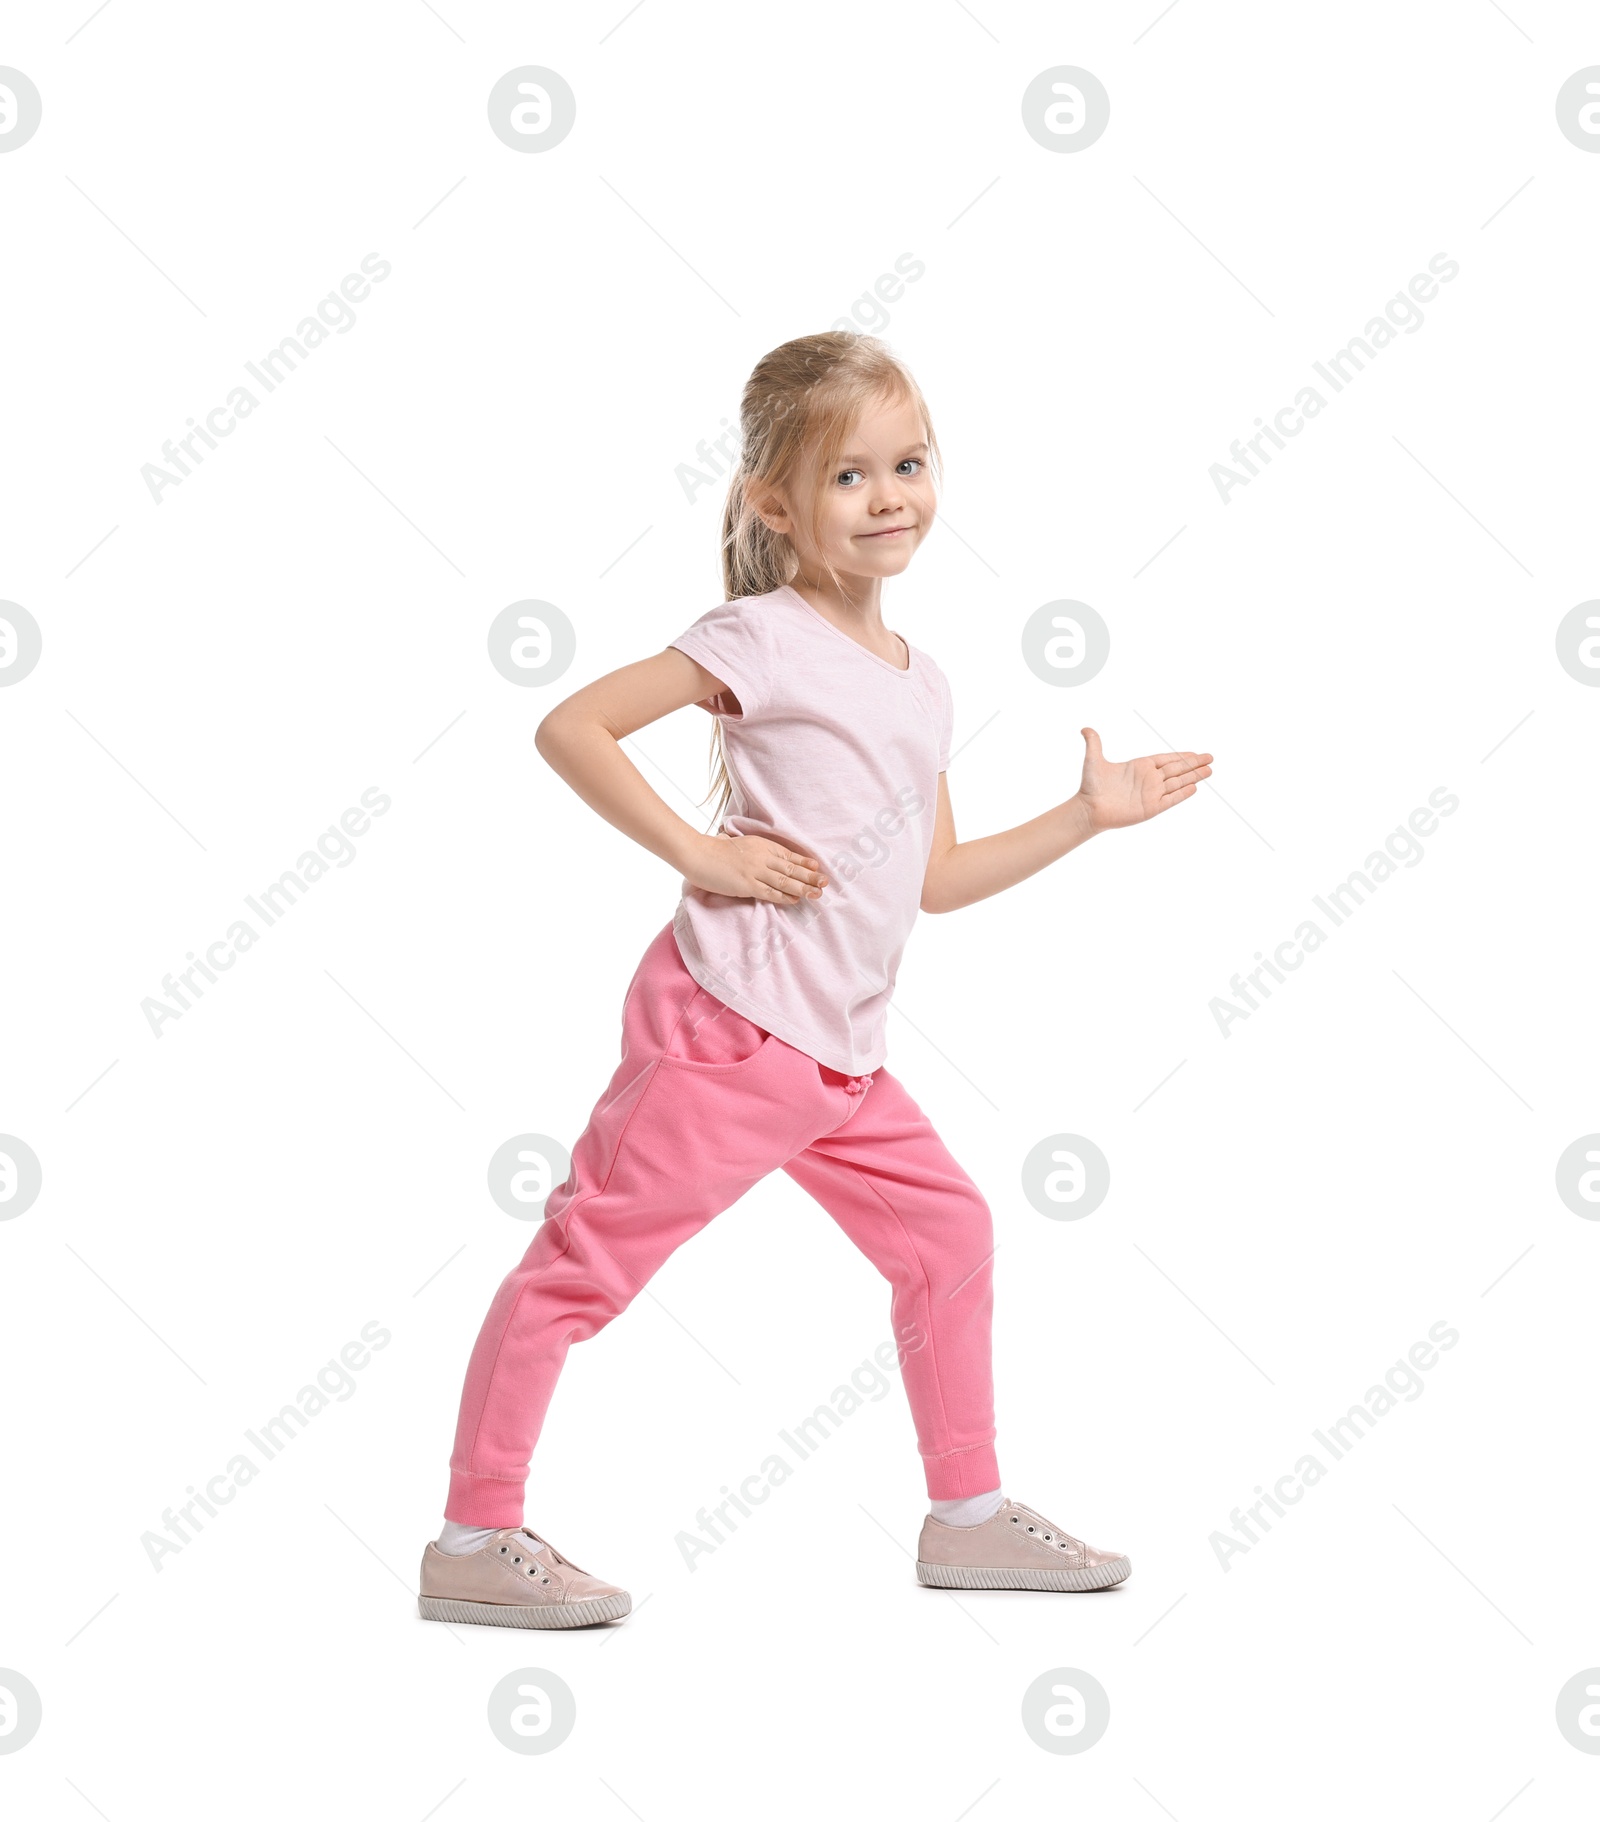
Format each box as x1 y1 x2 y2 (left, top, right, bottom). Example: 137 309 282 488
776 584 912 676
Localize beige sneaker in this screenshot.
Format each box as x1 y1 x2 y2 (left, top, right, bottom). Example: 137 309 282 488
418 1525 631 1629
916 1497 1131 1591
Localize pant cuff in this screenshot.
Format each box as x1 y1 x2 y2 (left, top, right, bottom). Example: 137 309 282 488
922 1438 1000 1500
446 1468 526 1528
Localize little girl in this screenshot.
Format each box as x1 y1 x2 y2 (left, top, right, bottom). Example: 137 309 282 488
418 332 1212 1628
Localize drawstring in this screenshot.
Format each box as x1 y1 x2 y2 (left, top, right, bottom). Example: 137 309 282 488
838 1073 873 1117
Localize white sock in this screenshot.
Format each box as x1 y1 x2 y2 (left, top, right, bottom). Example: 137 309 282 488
930 1487 1005 1527
436 1520 505 1556
437 1520 555 1559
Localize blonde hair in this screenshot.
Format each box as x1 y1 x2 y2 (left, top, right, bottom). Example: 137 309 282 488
700 332 941 827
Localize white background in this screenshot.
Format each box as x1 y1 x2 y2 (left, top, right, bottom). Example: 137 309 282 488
3 0 1597 1814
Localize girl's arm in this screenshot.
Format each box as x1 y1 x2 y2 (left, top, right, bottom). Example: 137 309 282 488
535 648 829 905
921 726 1213 914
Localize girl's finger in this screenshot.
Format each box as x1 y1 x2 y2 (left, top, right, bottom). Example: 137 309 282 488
766 857 806 892
1162 765 1212 794
760 867 809 902
780 851 827 886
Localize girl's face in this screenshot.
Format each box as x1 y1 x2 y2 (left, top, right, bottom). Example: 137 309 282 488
761 391 937 586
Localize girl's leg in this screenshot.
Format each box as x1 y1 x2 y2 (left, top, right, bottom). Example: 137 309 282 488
781 1068 1000 1499
444 922 845 1528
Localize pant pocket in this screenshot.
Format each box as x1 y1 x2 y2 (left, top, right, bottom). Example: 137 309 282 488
664 986 771 1067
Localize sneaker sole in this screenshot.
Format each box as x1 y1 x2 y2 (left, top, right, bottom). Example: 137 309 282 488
916 1555 1131 1592
418 1591 631 1628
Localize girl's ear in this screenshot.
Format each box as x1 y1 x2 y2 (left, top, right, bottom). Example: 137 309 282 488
744 475 791 535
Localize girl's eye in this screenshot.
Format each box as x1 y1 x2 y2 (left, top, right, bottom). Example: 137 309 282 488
836 459 923 486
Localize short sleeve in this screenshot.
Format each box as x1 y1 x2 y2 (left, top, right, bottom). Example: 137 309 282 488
669 596 773 721
934 663 953 771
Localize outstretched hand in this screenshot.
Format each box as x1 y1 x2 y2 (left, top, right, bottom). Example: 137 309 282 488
1077 727 1214 835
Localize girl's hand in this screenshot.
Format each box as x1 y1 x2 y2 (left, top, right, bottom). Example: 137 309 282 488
1076 726 1214 835
683 833 829 904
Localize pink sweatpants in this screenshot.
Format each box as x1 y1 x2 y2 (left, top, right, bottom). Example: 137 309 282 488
445 920 999 1527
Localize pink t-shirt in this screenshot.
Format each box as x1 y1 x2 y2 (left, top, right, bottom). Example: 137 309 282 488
668 582 953 1075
